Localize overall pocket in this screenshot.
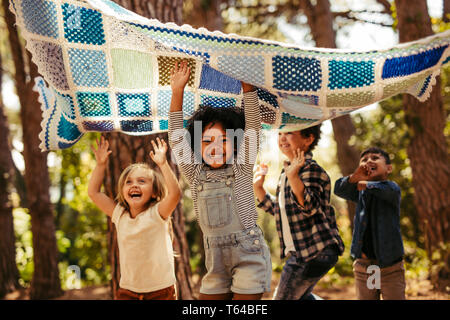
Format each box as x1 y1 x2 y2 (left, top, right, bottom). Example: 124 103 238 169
238 234 263 254
198 187 233 229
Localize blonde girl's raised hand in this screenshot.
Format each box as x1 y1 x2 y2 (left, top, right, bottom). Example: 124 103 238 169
150 137 182 220
149 137 168 167
88 136 115 217
91 136 112 166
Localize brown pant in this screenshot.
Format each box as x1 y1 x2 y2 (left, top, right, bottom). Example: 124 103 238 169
116 285 176 300
353 258 406 300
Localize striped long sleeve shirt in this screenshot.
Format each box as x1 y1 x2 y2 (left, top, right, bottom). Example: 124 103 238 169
168 91 260 229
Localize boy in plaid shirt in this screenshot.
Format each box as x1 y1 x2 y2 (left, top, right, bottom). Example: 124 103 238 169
254 125 344 300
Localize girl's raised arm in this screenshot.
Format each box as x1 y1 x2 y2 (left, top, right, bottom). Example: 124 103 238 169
149 137 182 220
88 136 116 217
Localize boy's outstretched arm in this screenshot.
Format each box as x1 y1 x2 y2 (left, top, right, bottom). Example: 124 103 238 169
170 60 190 112
88 136 116 217
149 137 182 220
334 164 370 202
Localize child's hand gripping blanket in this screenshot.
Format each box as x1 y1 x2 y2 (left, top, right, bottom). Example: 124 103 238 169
8 0 450 151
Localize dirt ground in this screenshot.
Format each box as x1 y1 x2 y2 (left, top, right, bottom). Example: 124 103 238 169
3 276 449 300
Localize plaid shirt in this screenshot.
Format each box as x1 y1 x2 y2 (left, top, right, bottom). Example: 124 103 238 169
257 152 344 261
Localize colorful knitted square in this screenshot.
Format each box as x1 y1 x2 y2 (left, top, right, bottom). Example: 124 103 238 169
328 60 375 89
82 121 114 132
111 49 153 89
54 90 75 119
199 64 241 94
272 56 322 91
57 114 81 141
62 3 106 45
120 120 153 133
117 93 151 117
157 56 196 87
29 40 69 90
21 0 58 38
77 92 111 117
218 55 265 87
157 90 195 117
68 48 109 87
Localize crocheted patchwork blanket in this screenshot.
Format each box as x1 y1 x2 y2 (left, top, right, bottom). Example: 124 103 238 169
9 0 450 151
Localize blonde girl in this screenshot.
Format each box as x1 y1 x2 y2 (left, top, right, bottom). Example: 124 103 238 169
88 136 181 300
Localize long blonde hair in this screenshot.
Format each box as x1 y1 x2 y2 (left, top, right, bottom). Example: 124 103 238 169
115 163 166 212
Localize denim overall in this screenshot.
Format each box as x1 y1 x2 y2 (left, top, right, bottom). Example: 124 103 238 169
197 166 271 295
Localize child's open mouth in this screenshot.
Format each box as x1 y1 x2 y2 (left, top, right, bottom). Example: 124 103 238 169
129 190 142 199
367 165 377 174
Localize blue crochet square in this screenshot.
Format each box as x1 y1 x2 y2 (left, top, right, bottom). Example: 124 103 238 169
54 90 75 119
272 56 322 92
117 93 151 117
120 120 153 133
68 48 109 87
30 41 69 90
158 90 194 117
199 64 241 94
257 89 279 108
82 121 114 132
201 95 236 108
21 0 59 38
77 92 111 117
218 56 265 87
159 120 168 130
57 115 81 141
382 45 448 79
328 60 375 89
62 3 106 45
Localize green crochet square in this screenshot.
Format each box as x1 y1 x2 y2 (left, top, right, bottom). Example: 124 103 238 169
111 49 153 89
327 91 375 108
157 56 196 87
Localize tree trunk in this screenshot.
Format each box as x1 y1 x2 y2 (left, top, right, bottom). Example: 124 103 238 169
185 0 223 31
3 0 63 299
395 0 450 290
301 0 360 228
107 0 194 300
0 49 22 298
444 0 450 22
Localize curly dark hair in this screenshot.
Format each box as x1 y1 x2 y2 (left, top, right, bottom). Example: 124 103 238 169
185 105 246 159
360 147 391 164
300 124 322 152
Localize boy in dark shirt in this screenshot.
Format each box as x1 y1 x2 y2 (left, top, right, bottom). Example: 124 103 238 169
334 147 405 300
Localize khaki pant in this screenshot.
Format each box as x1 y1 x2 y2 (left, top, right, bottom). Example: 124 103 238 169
353 258 406 300
116 285 176 300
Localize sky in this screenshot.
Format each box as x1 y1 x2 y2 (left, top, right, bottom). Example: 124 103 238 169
1 0 445 171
